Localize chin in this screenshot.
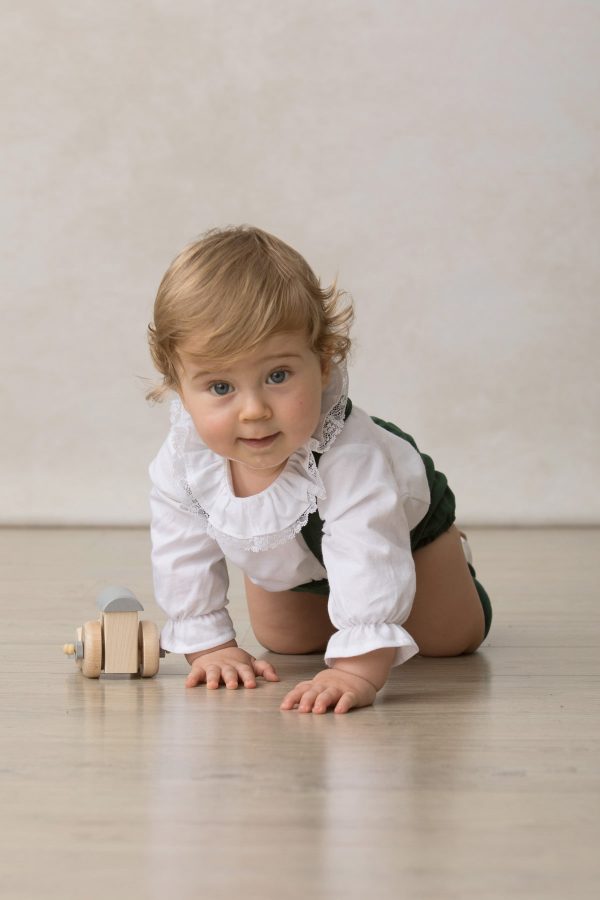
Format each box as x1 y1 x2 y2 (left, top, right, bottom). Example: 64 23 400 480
246 457 288 471
232 448 288 468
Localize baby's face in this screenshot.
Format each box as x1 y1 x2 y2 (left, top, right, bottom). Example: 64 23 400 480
177 331 329 479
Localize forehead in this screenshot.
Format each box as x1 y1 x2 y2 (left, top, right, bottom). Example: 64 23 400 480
179 330 314 372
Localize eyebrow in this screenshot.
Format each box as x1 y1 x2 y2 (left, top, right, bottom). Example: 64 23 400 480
190 353 304 380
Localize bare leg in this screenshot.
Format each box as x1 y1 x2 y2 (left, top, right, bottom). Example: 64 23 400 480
403 525 485 656
244 576 336 655
245 524 485 658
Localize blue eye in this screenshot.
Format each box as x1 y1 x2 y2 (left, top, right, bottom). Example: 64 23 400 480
268 369 288 385
209 382 233 396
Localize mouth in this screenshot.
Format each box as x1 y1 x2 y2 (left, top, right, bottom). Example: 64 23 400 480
239 432 279 449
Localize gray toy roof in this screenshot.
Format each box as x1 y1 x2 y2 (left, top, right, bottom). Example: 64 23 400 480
96 586 144 613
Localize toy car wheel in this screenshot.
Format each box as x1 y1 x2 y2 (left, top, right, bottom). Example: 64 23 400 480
75 626 84 671
138 620 160 677
81 620 103 678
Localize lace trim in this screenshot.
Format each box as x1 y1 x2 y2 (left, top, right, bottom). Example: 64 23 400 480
205 450 323 552
169 397 325 552
167 358 348 551
309 362 349 454
170 399 210 522
204 490 319 553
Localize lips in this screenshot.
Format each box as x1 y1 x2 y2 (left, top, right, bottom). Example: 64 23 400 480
239 433 279 448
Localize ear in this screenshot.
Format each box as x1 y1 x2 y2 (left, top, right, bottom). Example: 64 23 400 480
320 355 332 387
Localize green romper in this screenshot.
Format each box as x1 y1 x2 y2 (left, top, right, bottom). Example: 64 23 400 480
292 400 492 640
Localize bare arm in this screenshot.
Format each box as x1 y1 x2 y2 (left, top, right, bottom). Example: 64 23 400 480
332 646 397 691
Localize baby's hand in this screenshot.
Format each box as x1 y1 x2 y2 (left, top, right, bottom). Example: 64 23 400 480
186 644 279 690
280 668 377 715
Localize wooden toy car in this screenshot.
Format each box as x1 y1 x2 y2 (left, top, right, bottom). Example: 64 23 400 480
63 586 164 678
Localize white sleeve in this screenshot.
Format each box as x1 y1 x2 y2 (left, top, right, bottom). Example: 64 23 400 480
318 441 427 668
149 441 235 654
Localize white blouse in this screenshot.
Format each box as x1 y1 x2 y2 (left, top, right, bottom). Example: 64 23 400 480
149 362 431 668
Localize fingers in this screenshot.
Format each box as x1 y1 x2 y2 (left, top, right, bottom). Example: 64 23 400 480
185 655 278 689
280 683 346 714
220 664 240 690
186 655 363 714
237 664 257 688
187 664 362 715
334 691 358 714
252 658 280 682
185 664 206 688
186 662 240 690
279 680 311 710
205 663 223 689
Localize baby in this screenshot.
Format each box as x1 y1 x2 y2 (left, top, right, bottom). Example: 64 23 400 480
147 225 492 714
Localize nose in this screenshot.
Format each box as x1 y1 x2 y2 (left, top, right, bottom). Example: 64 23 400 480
238 389 272 422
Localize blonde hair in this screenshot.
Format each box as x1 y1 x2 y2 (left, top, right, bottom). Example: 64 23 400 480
146 225 353 402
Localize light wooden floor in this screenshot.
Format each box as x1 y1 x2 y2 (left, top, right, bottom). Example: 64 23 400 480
1 528 599 899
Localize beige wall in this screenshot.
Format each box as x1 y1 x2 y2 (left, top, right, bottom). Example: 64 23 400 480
2 1 599 525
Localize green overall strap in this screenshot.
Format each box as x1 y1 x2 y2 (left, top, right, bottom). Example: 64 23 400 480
299 402 447 563
300 399 350 568
298 411 491 638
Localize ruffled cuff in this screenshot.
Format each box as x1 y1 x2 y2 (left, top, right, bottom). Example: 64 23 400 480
324 623 419 668
159 609 236 655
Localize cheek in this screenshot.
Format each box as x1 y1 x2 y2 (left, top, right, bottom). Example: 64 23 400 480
285 383 322 431
189 406 232 446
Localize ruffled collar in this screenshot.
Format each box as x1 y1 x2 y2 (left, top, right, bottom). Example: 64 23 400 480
169 361 349 552
307 359 348 454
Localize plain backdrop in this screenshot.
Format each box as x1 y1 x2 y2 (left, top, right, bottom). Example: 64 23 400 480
1 1 599 526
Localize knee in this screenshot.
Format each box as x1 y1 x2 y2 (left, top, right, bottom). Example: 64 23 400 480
253 626 328 656
416 618 484 658
418 633 483 657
